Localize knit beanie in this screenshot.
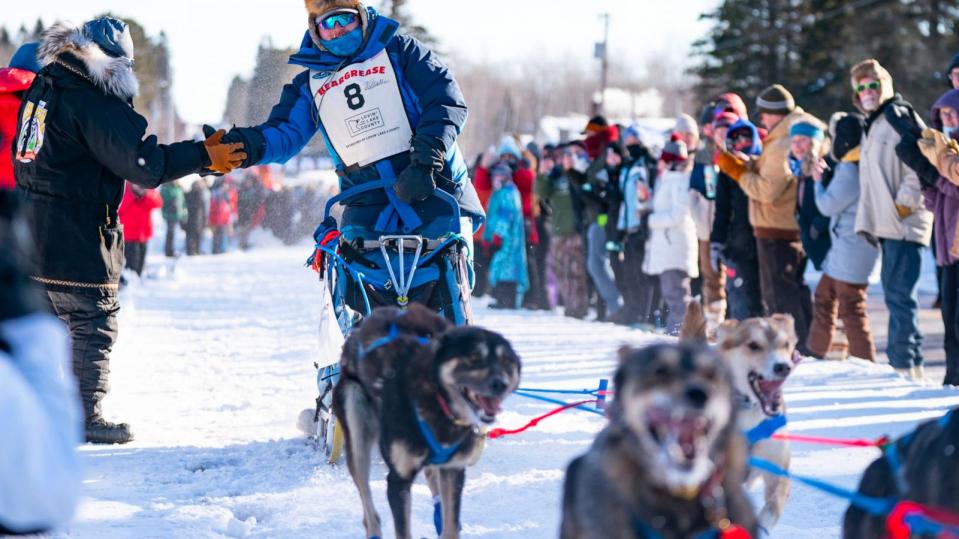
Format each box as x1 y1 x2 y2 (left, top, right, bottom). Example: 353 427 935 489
8 42 41 73
497 135 522 159
828 112 864 161
756 84 796 115
660 134 688 163
789 121 825 141
947 51 959 78
674 113 698 135
583 115 610 135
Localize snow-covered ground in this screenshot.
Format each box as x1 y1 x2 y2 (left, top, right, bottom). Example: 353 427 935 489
59 239 959 539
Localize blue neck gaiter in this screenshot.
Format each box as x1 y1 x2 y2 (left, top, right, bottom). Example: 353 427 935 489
321 27 364 57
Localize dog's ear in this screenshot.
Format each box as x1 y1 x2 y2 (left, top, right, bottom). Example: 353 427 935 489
715 320 740 348
768 314 797 343
678 300 708 343
617 345 636 364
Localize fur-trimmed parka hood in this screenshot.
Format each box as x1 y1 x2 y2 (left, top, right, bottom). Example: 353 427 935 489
850 59 895 115
37 22 139 101
304 0 370 53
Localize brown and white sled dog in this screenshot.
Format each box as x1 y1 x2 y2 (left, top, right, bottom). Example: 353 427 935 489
684 302 801 533
332 304 521 539
561 343 758 539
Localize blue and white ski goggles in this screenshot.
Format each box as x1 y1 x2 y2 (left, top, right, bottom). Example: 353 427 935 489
316 10 358 30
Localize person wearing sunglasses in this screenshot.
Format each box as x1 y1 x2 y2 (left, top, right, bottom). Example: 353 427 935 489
213 0 482 248
851 58 934 381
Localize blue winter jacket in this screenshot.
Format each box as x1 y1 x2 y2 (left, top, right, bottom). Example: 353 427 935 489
245 8 482 235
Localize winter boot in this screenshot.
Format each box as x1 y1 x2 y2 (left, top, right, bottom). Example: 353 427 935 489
86 418 134 445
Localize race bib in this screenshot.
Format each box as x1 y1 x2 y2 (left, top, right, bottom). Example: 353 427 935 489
309 50 414 168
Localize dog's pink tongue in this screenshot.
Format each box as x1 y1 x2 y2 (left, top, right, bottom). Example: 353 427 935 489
678 429 697 460
475 395 501 416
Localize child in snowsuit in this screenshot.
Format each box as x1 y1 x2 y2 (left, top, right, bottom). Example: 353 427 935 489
644 136 699 334
484 163 529 309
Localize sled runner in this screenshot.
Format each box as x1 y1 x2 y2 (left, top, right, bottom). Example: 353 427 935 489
304 179 475 463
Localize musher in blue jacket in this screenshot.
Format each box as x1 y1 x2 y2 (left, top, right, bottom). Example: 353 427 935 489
221 0 483 240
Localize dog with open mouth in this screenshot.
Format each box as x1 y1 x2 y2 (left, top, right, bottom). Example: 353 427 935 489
708 307 801 534
561 343 757 539
332 304 521 539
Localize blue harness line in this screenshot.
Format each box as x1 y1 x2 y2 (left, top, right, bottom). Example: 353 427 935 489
414 404 465 465
884 409 955 495
356 320 430 359
743 414 788 446
748 456 898 516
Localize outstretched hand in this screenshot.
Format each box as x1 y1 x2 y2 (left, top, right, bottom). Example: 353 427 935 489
203 128 246 175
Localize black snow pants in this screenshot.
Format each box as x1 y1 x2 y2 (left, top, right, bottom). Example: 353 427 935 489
42 287 120 423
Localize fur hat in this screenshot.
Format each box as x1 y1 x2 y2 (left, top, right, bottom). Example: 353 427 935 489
38 21 139 100
850 59 895 114
304 0 369 52
756 84 795 115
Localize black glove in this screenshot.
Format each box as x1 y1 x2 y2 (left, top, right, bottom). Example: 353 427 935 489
896 131 940 189
394 163 436 203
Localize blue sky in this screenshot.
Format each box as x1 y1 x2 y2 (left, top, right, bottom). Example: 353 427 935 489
6 0 718 125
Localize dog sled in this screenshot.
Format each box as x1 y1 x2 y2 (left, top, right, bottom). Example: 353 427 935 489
302 179 475 463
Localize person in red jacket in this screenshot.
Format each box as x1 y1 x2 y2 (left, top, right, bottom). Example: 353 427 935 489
118 184 162 277
0 43 40 191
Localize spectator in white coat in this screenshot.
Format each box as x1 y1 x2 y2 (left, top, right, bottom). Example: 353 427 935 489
644 136 699 334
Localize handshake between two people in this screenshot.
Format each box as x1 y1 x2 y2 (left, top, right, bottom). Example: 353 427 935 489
201 125 250 176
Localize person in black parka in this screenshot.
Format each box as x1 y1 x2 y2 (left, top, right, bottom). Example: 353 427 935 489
13 18 246 444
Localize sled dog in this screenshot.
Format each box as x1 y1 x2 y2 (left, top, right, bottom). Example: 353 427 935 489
332 304 521 539
682 302 800 532
561 343 757 539
843 407 959 538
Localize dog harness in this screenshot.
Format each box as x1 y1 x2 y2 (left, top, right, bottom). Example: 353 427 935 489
356 320 430 359
884 409 955 495
413 398 468 465
743 414 787 446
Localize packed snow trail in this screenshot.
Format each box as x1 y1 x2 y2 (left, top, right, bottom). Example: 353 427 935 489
63 240 959 538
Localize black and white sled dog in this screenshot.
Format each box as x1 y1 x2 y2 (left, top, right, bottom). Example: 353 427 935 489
843 406 959 539
561 343 757 539
332 304 521 539
683 302 801 533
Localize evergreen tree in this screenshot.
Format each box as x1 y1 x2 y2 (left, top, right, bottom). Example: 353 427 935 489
379 0 439 48
693 0 959 121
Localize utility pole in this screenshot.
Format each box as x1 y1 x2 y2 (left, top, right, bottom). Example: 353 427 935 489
594 12 610 116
